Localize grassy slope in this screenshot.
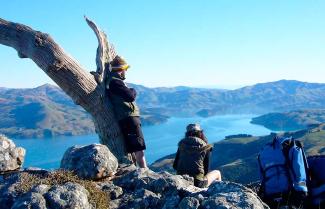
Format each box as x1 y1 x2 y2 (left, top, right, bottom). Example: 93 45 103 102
212 125 325 184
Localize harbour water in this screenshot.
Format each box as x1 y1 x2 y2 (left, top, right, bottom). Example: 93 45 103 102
13 115 271 169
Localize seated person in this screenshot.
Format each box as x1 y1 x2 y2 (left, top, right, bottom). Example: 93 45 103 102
173 123 221 188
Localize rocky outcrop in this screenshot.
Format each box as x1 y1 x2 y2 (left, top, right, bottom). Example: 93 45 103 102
0 170 98 209
0 141 269 209
108 165 269 209
0 135 25 173
0 165 269 209
60 144 118 180
202 181 268 209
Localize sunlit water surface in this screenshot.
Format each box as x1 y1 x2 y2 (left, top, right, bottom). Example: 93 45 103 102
13 115 271 169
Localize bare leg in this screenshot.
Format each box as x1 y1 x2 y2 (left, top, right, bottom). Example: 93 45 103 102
134 150 147 168
131 153 137 166
206 170 222 186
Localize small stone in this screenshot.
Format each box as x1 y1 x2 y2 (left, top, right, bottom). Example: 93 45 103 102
178 197 200 209
31 184 50 195
125 189 161 209
162 195 180 209
98 182 123 200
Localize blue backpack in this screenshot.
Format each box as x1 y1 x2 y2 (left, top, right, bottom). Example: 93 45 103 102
258 137 308 198
307 155 325 207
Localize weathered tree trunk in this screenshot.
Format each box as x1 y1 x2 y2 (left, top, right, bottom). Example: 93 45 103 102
0 17 131 163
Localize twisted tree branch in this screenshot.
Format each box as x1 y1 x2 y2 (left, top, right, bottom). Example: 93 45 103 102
85 16 116 87
0 17 131 163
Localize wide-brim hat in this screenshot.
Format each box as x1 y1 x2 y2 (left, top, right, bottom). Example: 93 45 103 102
186 123 202 132
111 55 130 71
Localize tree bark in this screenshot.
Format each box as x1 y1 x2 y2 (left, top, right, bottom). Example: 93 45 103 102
0 17 130 163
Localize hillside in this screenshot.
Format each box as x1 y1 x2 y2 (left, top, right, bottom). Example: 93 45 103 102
251 109 325 131
2 79 325 138
0 84 168 138
151 124 325 184
0 84 95 138
132 79 325 116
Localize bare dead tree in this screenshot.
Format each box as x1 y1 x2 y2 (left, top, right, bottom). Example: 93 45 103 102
0 17 131 163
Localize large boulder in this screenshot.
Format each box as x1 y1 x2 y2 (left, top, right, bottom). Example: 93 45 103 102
201 181 269 209
60 144 118 180
0 135 25 173
44 182 91 209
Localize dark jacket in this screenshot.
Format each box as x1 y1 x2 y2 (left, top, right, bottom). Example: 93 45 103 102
107 73 140 120
173 136 213 180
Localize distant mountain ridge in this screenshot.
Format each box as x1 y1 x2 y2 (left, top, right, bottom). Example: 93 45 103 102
132 79 325 116
1 80 325 138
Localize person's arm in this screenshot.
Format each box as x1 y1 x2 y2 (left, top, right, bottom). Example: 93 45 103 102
173 149 180 170
109 79 137 102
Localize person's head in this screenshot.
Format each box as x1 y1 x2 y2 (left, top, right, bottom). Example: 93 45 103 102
110 55 130 80
185 123 208 143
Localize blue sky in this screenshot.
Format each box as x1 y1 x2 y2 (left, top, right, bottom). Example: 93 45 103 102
1 0 325 89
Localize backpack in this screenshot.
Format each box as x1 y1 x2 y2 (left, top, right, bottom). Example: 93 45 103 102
258 137 308 199
307 155 325 207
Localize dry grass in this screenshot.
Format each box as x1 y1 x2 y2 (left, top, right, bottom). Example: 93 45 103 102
14 170 110 209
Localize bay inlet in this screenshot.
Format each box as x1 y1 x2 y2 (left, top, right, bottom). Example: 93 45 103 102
13 114 271 169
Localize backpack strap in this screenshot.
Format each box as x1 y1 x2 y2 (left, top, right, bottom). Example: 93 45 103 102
280 139 294 188
295 140 311 183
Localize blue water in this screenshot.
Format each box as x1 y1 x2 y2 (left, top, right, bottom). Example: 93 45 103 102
13 115 271 169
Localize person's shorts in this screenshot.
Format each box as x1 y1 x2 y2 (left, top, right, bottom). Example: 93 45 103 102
194 177 209 188
118 116 146 153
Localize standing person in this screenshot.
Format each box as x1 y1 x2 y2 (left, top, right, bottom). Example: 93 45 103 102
107 55 147 168
173 123 222 188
